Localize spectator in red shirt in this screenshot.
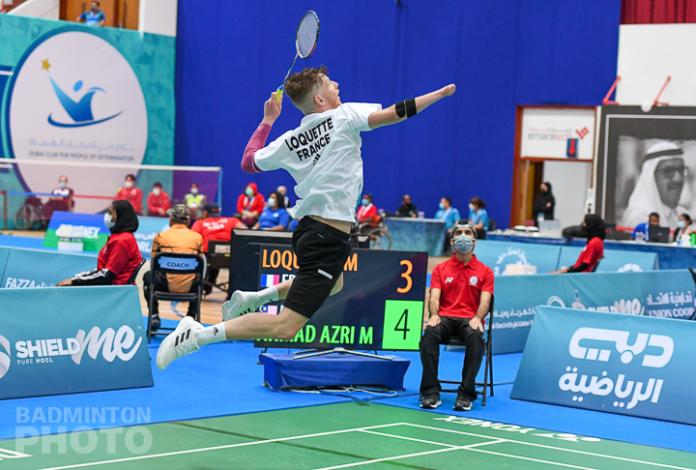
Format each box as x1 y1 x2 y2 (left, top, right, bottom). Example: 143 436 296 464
192 202 247 293
236 182 265 227
115 174 144 215
356 193 378 224
420 223 494 412
57 200 142 286
147 182 171 217
558 214 605 273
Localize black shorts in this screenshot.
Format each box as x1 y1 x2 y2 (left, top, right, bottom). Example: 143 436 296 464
283 217 352 318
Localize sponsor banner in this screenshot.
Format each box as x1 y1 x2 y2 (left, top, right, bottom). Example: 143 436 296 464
1 248 95 289
0 248 9 283
134 216 169 255
0 286 152 399
43 211 108 252
558 246 658 273
475 240 561 275
493 270 695 354
520 107 595 160
512 306 696 425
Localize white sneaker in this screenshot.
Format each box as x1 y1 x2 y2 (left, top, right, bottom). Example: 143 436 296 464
156 316 203 370
222 290 263 321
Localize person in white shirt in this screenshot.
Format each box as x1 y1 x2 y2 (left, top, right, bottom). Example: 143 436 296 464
157 66 455 369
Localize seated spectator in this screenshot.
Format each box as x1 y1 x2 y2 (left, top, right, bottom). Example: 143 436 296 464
673 213 693 245
77 1 105 26
116 174 143 215
147 182 171 217
419 223 493 411
468 196 490 239
184 183 206 219
396 194 418 218
557 214 605 273
356 194 378 225
277 185 291 208
236 182 265 227
254 191 290 231
192 203 247 293
143 204 203 331
434 196 461 230
50 175 75 210
57 201 142 286
632 212 660 241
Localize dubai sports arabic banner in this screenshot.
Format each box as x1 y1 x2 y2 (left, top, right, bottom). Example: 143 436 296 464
0 15 175 214
512 306 696 425
0 286 152 399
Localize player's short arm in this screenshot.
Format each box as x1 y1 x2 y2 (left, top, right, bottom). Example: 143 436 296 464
367 84 456 130
476 290 492 319
428 288 442 317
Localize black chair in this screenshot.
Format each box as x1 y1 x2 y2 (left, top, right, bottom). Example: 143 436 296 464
438 295 494 406
147 252 206 340
204 241 231 295
127 258 147 285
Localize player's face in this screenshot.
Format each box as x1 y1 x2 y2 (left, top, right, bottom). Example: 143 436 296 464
654 157 686 209
317 74 341 109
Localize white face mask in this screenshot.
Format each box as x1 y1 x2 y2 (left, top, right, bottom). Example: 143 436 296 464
468 203 475 212
153 188 161 196
103 212 115 229
59 181 67 188
191 188 198 195
124 181 133 189
677 220 686 229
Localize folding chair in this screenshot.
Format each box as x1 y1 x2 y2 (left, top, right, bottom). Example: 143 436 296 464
147 253 206 341
204 241 231 295
127 258 146 285
438 295 494 406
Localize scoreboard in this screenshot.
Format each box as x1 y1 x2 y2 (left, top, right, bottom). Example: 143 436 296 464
254 245 428 351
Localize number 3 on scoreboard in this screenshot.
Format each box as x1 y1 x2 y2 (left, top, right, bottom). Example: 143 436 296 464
397 259 413 294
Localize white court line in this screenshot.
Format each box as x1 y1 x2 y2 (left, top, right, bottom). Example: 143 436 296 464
358 429 459 448
38 422 407 470
402 423 696 470
0 71 12 76
320 432 593 470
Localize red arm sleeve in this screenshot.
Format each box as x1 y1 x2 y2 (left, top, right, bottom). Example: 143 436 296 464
251 194 266 213
430 265 442 290
580 239 602 266
241 123 272 174
147 194 155 213
236 194 246 214
481 268 495 294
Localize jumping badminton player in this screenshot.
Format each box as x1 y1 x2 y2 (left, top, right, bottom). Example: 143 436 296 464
157 67 455 369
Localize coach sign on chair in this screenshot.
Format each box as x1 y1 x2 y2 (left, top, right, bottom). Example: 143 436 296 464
0 286 152 399
511 306 696 425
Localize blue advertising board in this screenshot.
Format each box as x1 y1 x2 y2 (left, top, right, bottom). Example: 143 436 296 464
475 240 561 275
1 248 95 288
0 286 152 399
492 270 695 354
512 306 696 425
134 216 170 255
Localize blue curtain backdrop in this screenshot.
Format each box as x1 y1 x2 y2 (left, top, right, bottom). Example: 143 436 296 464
175 0 620 224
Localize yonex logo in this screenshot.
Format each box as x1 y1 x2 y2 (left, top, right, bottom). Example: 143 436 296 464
0 336 10 380
444 277 454 284
569 327 674 368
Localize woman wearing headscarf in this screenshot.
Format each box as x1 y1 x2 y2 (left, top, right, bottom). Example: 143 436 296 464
558 214 605 274
533 181 555 224
57 200 142 286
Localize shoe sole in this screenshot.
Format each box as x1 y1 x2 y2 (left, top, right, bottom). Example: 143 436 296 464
419 400 442 409
453 404 472 411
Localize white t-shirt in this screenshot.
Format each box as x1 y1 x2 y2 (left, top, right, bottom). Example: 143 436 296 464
254 102 381 223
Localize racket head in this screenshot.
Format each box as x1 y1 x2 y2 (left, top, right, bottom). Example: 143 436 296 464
295 10 320 59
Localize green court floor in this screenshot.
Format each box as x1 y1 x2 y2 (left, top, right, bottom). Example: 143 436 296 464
1 403 694 469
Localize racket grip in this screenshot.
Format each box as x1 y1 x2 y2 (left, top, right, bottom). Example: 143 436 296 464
274 89 284 103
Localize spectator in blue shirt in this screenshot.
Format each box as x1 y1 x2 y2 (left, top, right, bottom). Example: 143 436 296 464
632 212 660 241
78 1 106 27
468 196 490 238
434 197 461 230
254 191 290 231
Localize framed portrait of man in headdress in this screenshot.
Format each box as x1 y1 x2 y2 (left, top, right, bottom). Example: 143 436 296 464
596 106 696 229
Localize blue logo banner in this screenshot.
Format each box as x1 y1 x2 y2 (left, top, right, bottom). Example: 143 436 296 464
475 240 561 276
0 286 152 399
492 270 695 354
511 306 696 425
135 216 169 255
1 248 95 289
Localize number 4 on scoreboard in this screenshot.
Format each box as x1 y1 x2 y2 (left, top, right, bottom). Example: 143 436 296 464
382 300 424 350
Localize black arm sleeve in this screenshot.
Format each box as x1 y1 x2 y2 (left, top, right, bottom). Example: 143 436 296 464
566 263 589 273
69 268 116 286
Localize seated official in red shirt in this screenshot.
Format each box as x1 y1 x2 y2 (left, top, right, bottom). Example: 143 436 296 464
558 214 605 273
191 202 247 294
57 200 142 286
147 182 171 217
420 223 494 412
115 174 144 215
